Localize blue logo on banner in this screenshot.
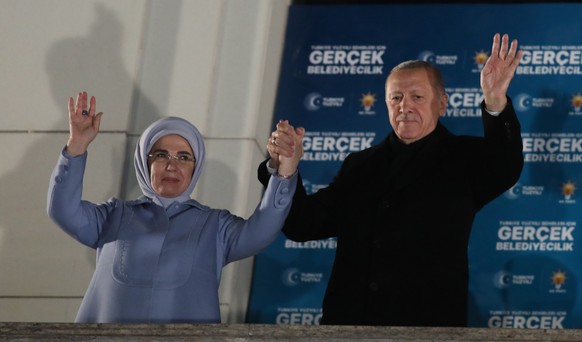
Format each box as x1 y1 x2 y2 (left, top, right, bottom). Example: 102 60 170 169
304 93 323 111
282 268 301 286
515 93 533 112
418 50 436 63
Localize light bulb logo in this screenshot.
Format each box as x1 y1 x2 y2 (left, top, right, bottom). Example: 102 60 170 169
571 93 582 113
473 50 489 71
562 180 576 200
551 270 567 290
360 92 377 112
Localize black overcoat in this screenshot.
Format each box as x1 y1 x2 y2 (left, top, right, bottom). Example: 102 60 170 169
258 100 523 327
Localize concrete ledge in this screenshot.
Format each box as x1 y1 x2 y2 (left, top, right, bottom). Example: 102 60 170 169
1 323 582 341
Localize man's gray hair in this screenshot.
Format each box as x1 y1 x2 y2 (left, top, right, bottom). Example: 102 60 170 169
386 60 446 96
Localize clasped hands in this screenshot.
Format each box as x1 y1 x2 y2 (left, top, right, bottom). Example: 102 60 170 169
267 120 305 178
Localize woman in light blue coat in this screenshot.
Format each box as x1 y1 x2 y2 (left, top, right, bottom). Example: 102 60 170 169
47 91 304 323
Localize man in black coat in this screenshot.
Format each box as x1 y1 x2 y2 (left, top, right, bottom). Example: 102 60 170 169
260 33 524 327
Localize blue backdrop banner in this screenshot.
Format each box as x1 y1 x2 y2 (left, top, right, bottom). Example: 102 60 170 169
246 4 582 328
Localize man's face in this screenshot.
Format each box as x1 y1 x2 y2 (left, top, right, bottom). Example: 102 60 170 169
149 134 195 198
385 68 448 144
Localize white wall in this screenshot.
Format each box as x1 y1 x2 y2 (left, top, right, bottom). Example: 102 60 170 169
0 0 291 323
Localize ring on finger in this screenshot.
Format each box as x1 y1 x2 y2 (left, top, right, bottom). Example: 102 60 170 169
272 137 277 145
82 110 89 116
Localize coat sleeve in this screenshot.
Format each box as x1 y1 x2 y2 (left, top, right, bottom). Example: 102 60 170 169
474 97 524 208
46 148 111 248
218 172 298 263
257 158 349 242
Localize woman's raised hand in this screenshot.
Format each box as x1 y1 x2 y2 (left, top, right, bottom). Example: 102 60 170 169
66 91 103 156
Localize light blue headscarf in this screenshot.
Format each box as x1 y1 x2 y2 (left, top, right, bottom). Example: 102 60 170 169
134 117 205 206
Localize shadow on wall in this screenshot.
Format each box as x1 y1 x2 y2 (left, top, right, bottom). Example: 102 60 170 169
43 3 162 268
45 3 168 203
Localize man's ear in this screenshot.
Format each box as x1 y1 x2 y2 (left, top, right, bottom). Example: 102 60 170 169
439 93 449 117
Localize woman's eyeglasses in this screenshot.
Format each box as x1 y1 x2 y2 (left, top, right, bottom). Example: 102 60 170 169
148 152 196 165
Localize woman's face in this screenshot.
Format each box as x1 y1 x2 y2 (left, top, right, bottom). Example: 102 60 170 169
148 134 195 198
